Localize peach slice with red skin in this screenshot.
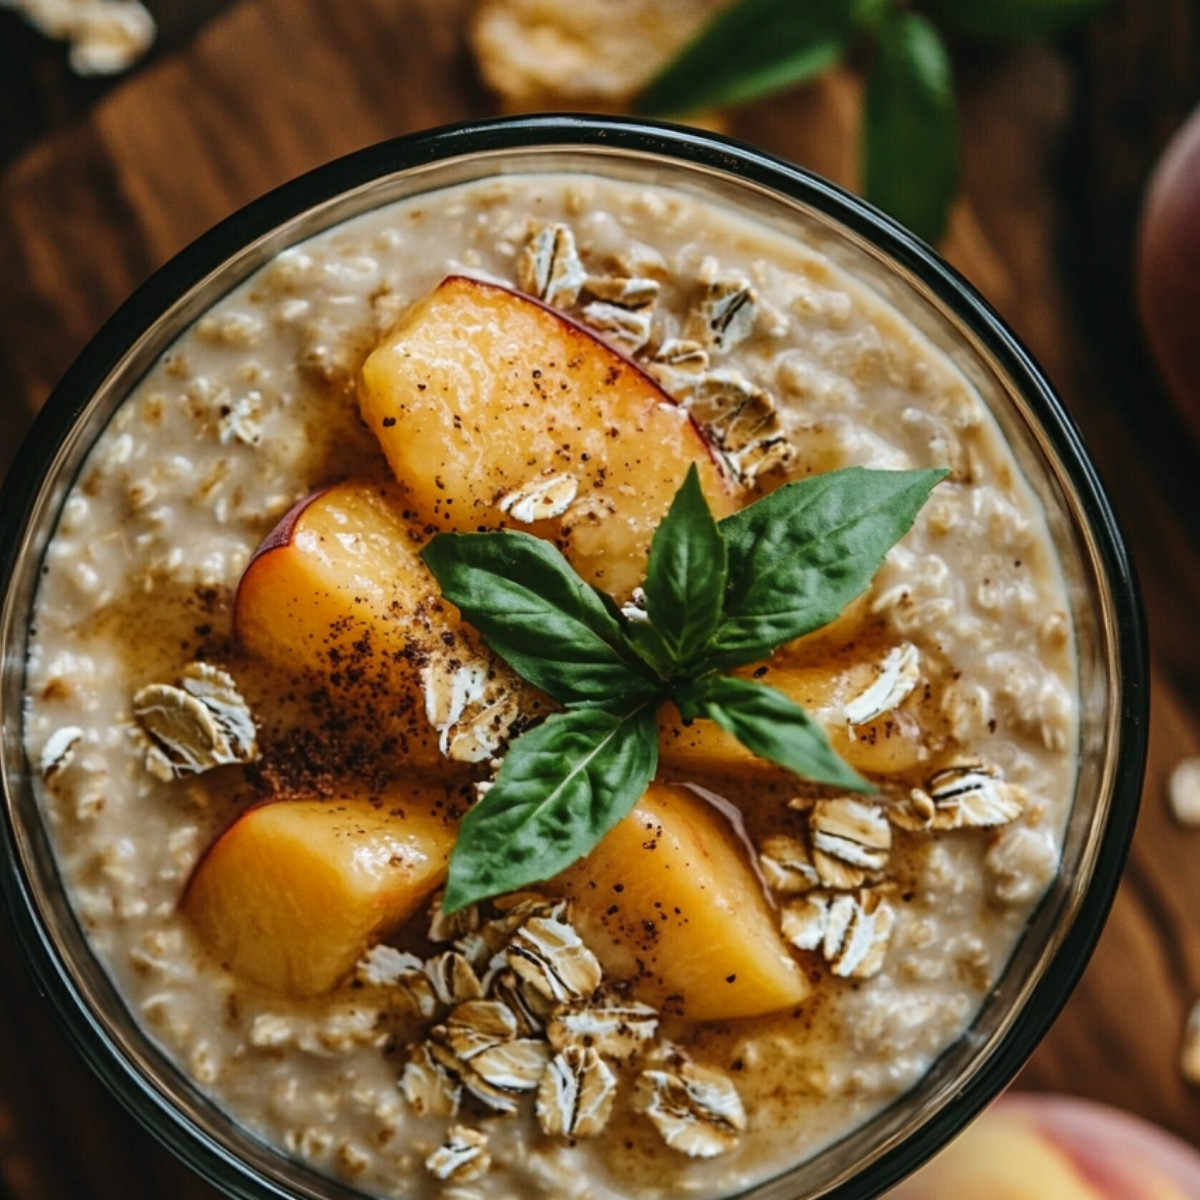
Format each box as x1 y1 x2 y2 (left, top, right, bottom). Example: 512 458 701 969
233 480 538 766
554 782 810 1021
183 790 457 997
358 274 736 598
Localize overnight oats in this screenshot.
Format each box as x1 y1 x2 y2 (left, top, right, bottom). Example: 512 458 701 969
20 167 1079 1200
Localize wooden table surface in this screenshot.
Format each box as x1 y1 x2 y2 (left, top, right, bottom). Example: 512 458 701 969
2 2 1200 1197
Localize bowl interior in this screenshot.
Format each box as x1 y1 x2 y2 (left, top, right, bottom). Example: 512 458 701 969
0 116 1146 1200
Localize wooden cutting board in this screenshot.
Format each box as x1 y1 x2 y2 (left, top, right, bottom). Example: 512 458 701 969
2 1 1200 1197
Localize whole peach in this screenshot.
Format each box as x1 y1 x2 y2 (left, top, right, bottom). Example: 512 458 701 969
888 1093 1200 1198
1137 103 1200 438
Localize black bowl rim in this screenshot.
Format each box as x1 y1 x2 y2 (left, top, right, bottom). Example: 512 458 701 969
0 112 1149 1200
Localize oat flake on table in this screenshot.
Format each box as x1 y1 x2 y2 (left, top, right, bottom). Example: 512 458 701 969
1168 757 1200 826
3 0 155 74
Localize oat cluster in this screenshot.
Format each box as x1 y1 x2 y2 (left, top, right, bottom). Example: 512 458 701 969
517 221 793 486
355 892 747 1181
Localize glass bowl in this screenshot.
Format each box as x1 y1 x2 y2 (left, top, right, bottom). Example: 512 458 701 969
0 114 1148 1200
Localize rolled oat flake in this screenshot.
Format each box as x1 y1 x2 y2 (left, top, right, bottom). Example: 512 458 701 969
1168 757 1200 825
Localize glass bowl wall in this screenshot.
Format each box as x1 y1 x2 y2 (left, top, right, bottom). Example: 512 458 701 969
0 115 1147 1200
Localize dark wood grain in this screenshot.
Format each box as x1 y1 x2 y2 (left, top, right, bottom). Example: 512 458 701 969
1 0 1199 1195
0 0 238 168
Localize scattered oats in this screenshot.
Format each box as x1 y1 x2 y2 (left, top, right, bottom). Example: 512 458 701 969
1182 1001 1200 1086
437 999 519 1060
634 1050 746 1158
217 390 264 447
984 825 1059 906
518 223 586 308
456 1066 523 1115
401 1043 461 1117
426 1035 527 1116
546 994 659 1058
426 951 485 1008
620 585 650 624
1168 758 1200 826
429 893 481 945
421 653 524 763
893 761 1026 832
133 663 258 779
493 891 565 918
355 945 426 988
652 337 710 372
580 301 654 353
38 725 84 779
687 276 758 353
480 893 567 957
336 1140 371 1178
466 1034 551 1094
354 946 437 1018
677 368 793 483
537 1044 617 1137
178 664 257 757
583 275 660 309
507 913 603 1004
498 472 580 523
4 0 155 74
188 1040 218 1085
425 1126 491 1184
758 833 821 894
489 969 547 1036
809 798 891 888
197 310 264 348
782 889 895 979
844 643 921 726
248 1014 294 1049
297 1005 387 1055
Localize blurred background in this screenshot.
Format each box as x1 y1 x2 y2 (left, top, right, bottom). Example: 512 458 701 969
2 1 1200 1197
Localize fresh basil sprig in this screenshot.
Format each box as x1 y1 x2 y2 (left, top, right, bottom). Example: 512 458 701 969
631 0 1107 244
864 10 958 246
632 0 860 117
424 463 947 911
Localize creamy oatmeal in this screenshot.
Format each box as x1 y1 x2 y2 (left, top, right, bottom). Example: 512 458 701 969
23 173 1077 1200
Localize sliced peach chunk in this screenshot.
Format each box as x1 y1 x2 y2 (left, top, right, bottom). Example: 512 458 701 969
183 790 457 996
659 608 934 783
657 662 926 782
358 274 735 597
233 480 538 765
555 783 809 1021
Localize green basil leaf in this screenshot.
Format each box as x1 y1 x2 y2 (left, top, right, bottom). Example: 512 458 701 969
623 619 676 679
922 0 1107 40
643 464 728 667
863 10 958 244
677 674 868 792
704 466 947 670
443 704 661 911
632 0 856 116
421 530 656 708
